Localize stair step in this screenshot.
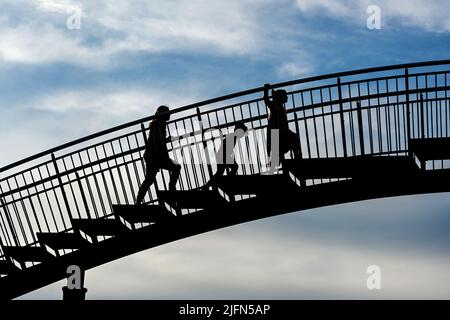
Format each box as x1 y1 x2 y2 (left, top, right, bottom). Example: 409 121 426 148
285 156 418 180
37 232 89 250
113 204 174 224
409 138 450 162
0 259 19 275
215 173 299 196
158 189 227 209
71 218 129 238
3 246 52 263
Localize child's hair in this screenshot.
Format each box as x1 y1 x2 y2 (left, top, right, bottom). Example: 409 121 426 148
272 89 287 101
156 105 169 114
234 122 248 132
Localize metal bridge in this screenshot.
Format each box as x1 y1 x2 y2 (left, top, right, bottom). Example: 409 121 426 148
2 60 450 299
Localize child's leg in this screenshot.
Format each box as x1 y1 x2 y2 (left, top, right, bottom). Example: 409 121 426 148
136 164 158 204
228 161 239 176
289 130 301 159
161 159 181 191
203 164 226 189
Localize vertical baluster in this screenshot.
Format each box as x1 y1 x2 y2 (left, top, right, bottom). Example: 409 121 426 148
337 77 348 157
291 94 302 160
0 198 19 246
405 68 411 145
420 93 425 140
420 93 425 170
357 101 365 156
51 154 73 223
75 173 93 219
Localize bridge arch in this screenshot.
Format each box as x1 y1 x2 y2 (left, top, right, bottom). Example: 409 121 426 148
1 60 450 299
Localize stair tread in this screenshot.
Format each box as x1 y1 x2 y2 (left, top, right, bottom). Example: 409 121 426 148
113 204 174 223
285 156 418 179
37 232 88 250
158 189 227 209
409 138 450 161
3 246 52 263
0 259 19 274
71 218 129 237
215 174 299 196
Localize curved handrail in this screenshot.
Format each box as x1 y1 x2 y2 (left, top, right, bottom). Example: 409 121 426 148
2 59 450 174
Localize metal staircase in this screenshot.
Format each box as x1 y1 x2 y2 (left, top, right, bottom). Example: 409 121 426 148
2 60 450 299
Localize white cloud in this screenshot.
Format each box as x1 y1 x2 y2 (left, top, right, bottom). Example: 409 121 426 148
89 0 262 55
36 90 167 116
2 0 450 68
295 0 450 32
33 86 204 118
380 0 450 32
0 0 288 66
296 0 353 18
36 0 81 14
0 24 104 66
276 61 313 78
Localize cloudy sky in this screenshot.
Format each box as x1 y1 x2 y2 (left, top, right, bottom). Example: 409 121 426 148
1 0 450 299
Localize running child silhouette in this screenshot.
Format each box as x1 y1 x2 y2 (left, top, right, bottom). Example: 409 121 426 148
203 122 248 189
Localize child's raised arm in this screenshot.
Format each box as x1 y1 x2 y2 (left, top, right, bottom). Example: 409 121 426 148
263 83 271 106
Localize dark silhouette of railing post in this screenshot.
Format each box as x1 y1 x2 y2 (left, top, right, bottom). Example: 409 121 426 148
196 107 214 180
75 173 93 220
419 93 426 170
405 68 412 157
337 77 348 157
0 232 4 251
293 109 305 186
415 93 426 169
420 93 425 140
140 123 148 147
1 197 24 269
0 198 20 246
293 109 302 161
0 233 6 266
51 153 73 221
356 101 365 156
0 232 16 273
0 198 16 267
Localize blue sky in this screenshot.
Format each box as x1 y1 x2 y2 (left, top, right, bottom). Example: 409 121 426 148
1 0 450 298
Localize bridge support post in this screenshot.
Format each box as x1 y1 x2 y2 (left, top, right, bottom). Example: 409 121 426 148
62 286 88 301
62 265 87 301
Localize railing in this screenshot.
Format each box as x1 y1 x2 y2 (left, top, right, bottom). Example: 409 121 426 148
1 60 450 268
